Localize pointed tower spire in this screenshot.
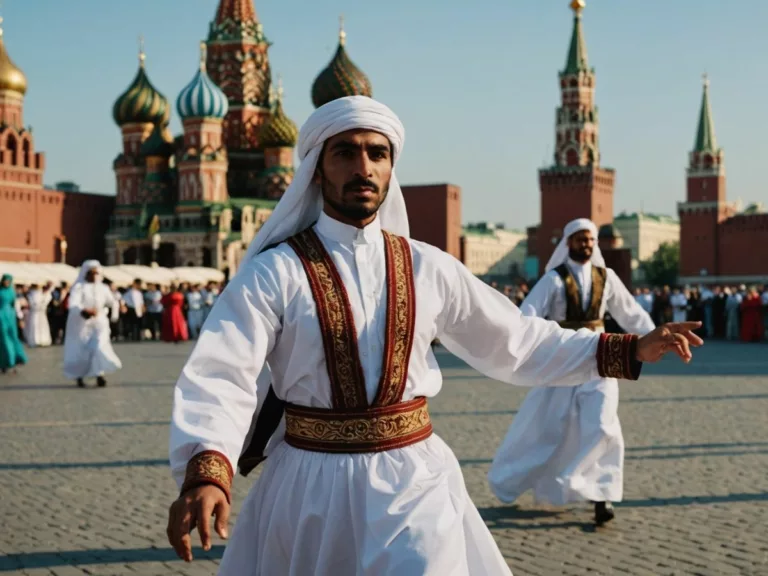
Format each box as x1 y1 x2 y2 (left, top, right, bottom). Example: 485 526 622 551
694 73 717 152
564 0 588 75
688 74 724 177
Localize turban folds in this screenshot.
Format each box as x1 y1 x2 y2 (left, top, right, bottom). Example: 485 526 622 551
242 96 408 263
545 218 606 273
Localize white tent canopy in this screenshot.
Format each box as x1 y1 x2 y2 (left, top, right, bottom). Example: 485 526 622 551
1 262 224 288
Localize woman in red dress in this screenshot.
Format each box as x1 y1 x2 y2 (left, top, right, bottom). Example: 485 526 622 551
161 285 188 343
740 288 764 342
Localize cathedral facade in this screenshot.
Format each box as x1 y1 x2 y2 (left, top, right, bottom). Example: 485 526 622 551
105 0 373 276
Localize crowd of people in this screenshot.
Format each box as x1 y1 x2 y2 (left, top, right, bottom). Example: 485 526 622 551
487 281 768 343
0 274 225 374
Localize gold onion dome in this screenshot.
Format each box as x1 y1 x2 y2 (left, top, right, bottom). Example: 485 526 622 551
113 42 170 127
0 19 27 95
311 17 372 109
260 78 298 148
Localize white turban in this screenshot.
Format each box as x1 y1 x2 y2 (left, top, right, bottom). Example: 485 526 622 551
241 96 408 263
74 260 102 285
545 218 606 273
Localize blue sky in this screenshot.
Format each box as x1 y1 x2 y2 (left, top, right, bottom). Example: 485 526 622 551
6 0 768 229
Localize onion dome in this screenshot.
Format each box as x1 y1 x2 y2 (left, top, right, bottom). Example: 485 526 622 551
260 77 298 148
177 42 229 121
311 17 372 109
113 42 170 127
598 223 622 241
140 123 175 158
0 19 27 95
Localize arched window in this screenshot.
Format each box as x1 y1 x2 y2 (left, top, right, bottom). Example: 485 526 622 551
7 134 17 165
22 139 30 167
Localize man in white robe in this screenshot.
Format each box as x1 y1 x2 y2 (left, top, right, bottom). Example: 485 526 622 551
185 285 204 339
166 97 701 575
63 260 122 387
488 219 656 525
23 283 53 348
670 288 689 323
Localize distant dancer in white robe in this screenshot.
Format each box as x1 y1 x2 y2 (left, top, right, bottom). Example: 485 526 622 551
63 260 122 387
23 284 53 347
670 289 688 323
185 286 204 339
166 98 701 575
488 218 655 525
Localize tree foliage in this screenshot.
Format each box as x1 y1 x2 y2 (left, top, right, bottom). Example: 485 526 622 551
642 241 679 286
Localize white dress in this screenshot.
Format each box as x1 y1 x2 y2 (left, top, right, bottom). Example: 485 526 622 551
488 260 655 506
23 289 52 347
170 214 609 576
185 291 204 338
670 293 688 323
63 282 122 380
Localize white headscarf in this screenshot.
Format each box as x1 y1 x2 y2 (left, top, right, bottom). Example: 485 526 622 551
74 260 102 286
241 96 408 263
545 218 606 273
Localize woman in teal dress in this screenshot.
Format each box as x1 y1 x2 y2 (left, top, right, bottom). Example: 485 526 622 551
0 274 27 373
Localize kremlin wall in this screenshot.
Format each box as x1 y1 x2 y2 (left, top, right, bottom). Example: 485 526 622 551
1 0 766 285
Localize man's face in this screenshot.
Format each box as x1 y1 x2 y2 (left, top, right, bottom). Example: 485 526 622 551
567 230 595 263
315 129 393 225
85 268 99 282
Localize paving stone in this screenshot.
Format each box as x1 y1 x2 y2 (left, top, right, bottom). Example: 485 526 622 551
0 340 766 575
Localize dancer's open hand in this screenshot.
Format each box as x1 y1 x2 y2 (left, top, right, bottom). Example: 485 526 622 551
636 322 704 363
167 485 230 562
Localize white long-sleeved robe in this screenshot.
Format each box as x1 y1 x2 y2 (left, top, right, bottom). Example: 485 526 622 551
170 214 616 576
185 291 204 339
23 289 52 347
670 292 688 323
488 259 655 506
63 282 122 380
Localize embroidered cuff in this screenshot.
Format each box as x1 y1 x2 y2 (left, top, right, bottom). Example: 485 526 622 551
597 333 642 380
180 450 233 504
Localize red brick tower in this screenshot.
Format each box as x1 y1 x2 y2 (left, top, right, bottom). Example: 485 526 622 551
678 75 733 280
206 0 272 197
537 0 614 274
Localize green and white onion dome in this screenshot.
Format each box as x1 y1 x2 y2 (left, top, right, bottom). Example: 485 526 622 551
176 43 229 120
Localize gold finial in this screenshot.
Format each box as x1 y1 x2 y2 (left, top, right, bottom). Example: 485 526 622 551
199 41 207 72
139 35 146 67
570 0 585 15
702 72 709 89
0 1 4 37
277 73 284 102
339 14 346 47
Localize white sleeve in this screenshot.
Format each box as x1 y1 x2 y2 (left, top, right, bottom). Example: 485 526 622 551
605 270 656 335
169 257 284 488
67 285 83 313
519 273 558 318
436 256 601 388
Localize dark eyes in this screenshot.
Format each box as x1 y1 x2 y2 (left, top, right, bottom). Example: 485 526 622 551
334 149 389 160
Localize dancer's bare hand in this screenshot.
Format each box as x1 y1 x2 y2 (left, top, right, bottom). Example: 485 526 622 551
636 322 704 363
167 485 229 562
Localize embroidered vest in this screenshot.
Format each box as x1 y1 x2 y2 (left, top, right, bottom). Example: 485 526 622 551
238 227 429 475
554 263 607 331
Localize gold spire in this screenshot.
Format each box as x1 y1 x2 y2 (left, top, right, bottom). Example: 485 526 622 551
276 73 284 101
702 72 709 89
339 14 346 47
570 0 585 15
199 41 207 72
0 12 28 95
138 35 146 67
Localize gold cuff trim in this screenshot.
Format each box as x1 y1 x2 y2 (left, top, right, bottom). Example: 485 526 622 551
180 450 233 503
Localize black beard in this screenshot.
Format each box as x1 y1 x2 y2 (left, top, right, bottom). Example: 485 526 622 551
321 176 389 221
569 247 592 263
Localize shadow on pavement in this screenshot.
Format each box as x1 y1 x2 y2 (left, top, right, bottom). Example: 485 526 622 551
0 545 225 571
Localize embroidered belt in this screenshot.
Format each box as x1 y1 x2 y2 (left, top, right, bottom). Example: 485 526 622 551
284 397 433 454
559 319 605 332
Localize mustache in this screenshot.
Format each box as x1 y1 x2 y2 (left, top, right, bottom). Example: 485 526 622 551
343 177 379 193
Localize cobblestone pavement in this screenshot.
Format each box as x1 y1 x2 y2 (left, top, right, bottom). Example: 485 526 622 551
0 340 767 575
